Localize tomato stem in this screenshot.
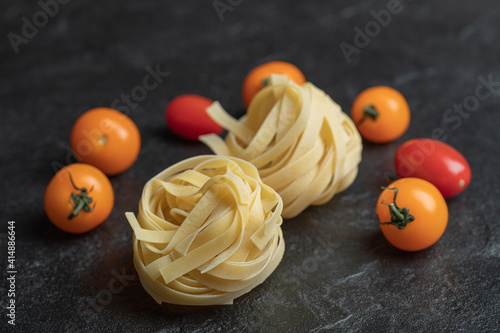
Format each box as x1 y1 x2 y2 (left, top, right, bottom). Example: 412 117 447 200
98 135 107 145
262 77 270 87
66 168 95 220
379 186 415 229
358 105 379 125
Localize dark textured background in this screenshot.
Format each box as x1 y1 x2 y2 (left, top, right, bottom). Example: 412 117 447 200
1 0 499 332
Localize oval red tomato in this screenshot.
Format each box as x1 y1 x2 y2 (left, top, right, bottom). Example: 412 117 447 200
394 138 471 197
165 94 223 141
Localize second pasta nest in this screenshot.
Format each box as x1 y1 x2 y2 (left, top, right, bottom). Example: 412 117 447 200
201 75 363 218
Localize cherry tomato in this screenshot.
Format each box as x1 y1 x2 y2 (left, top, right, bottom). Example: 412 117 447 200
351 86 410 143
394 138 471 198
376 178 448 252
44 163 114 234
242 61 306 108
165 94 223 141
70 107 141 176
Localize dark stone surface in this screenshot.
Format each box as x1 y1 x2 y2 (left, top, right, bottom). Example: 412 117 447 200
1 0 499 332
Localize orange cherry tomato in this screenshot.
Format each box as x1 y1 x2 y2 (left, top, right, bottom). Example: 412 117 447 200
44 163 114 234
165 94 223 141
351 86 410 143
242 61 306 108
376 178 448 252
70 107 141 176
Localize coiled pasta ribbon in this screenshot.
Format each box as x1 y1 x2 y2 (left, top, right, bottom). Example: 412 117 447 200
125 156 284 305
200 75 362 218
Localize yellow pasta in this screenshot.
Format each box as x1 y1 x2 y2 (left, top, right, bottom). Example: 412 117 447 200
200 75 363 218
125 155 284 305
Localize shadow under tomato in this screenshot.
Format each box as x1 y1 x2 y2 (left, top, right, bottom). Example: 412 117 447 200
365 227 427 260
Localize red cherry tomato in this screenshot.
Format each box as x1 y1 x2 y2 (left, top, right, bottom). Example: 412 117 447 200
394 138 471 198
165 94 223 141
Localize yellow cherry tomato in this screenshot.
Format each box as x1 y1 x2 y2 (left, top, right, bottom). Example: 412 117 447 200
70 107 141 175
376 178 448 251
351 86 410 143
242 61 306 108
44 163 114 234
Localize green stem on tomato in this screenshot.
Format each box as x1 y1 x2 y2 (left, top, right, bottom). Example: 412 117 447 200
262 77 270 87
65 167 95 220
357 105 379 125
379 186 415 229
98 135 107 145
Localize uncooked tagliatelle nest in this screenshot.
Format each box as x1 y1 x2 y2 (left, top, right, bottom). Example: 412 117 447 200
200 75 363 218
125 156 284 306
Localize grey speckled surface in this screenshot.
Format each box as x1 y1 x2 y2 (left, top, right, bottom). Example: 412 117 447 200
1 0 500 332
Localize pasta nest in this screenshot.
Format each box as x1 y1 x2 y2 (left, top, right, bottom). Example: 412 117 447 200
126 156 284 305
201 75 363 218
